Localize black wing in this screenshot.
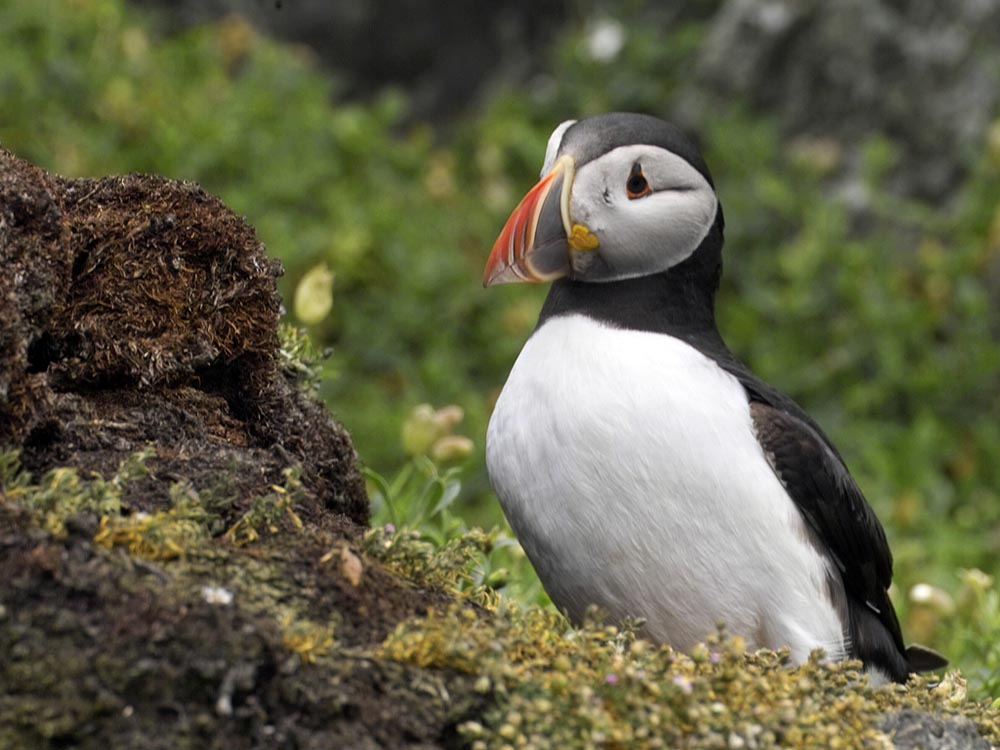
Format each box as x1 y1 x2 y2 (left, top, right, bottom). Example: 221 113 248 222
724 365 946 681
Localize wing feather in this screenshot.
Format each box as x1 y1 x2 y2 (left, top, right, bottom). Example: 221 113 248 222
739 391 945 680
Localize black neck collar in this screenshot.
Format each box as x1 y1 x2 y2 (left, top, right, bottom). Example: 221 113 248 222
533 220 824 436
536 223 729 357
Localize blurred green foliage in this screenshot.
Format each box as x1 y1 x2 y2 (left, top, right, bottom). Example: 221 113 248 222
3 0 1000 694
365 403 546 605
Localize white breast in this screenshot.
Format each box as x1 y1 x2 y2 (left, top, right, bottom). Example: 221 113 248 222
487 314 847 663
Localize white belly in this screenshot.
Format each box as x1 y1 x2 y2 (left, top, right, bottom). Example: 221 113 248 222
487 314 847 662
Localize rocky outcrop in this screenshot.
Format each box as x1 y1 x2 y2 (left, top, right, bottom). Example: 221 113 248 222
0 149 484 749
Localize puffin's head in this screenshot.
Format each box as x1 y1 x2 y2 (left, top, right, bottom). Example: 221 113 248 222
483 112 722 286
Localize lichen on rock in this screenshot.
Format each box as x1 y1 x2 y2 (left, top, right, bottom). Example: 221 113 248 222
0 466 479 748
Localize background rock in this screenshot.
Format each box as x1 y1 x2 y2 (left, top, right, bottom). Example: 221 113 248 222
881 709 992 750
127 0 1000 204
127 0 567 121
685 0 1000 202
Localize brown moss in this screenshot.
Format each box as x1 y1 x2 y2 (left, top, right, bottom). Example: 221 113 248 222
4 450 999 750
0 148 367 524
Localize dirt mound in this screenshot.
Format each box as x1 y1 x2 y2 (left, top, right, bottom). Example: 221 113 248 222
0 148 367 525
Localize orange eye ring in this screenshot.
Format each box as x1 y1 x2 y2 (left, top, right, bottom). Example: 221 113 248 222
626 163 651 199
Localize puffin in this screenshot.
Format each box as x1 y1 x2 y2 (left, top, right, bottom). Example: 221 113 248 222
483 112 947 683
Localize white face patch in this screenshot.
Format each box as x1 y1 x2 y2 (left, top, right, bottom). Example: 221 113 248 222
568 144 718 281
540 120 577 178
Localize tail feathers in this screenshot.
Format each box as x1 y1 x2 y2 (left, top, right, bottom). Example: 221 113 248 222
906 644 949 673
849 600 946 682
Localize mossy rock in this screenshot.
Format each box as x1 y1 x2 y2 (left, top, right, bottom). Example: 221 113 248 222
0 148 482 748
0 461 482 749
2 151 999 749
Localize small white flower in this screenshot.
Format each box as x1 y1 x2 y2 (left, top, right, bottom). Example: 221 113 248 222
201 584 234 606
584 18 625 63
908 583 954 613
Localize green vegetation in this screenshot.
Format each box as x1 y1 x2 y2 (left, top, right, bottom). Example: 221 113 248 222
224 467 306 546
0 448 153 539
3 0 1000 710
364 403 545 604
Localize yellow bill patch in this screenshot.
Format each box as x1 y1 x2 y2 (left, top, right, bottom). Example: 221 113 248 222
568 224 599 251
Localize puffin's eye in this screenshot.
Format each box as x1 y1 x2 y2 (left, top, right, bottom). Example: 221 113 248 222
626 163 651 199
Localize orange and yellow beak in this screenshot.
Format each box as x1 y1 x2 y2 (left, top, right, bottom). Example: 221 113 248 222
483 155 577 287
